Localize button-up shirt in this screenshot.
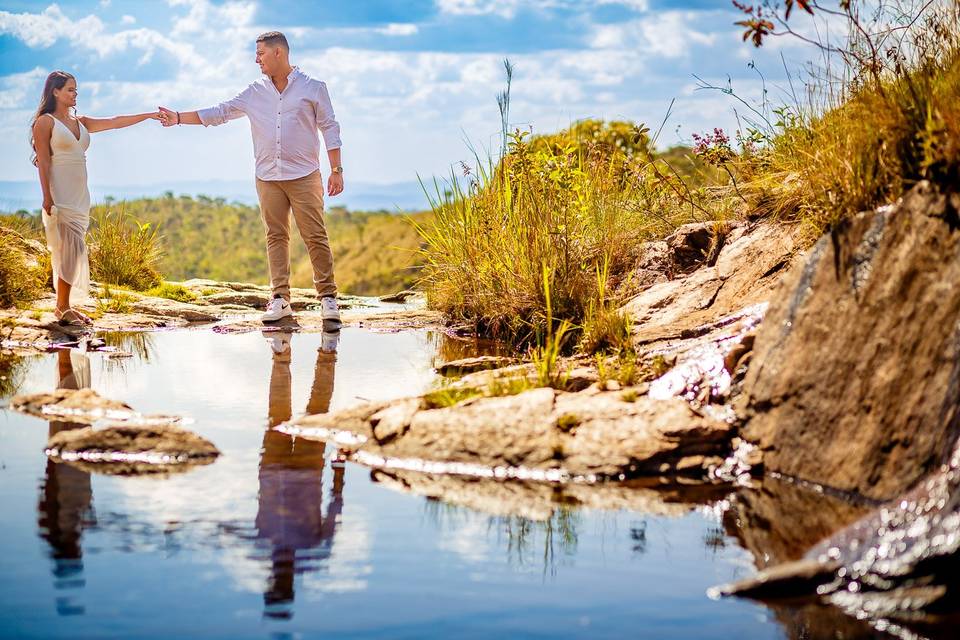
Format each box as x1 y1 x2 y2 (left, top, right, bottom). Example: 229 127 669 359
197 67 341 181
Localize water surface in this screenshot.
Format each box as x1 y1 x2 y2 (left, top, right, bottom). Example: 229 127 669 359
0 327 870 638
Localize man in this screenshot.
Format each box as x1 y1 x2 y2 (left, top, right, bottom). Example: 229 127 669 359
159 31 342 326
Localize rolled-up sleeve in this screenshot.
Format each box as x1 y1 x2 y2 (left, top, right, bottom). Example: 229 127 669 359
197 86 251 126
315 81 342 150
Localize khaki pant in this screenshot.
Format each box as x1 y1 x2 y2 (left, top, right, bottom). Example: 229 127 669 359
255 170 337 300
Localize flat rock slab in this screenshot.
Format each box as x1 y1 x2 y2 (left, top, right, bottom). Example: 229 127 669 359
11 388 135 424
46 423 219 475
288 387 734 480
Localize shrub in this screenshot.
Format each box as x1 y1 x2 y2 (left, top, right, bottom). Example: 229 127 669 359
89 209 163 291
0 225 47 308
417 121 728 346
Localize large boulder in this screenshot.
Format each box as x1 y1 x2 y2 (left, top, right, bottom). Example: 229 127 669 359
741 183 960 501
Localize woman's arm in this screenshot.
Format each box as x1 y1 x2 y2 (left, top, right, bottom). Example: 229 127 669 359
79 112 159 134
32 117 55 214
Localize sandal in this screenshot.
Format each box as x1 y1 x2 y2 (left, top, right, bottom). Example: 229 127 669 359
55 308 87 327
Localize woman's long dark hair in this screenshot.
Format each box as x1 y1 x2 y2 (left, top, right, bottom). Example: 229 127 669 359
30 70 76 166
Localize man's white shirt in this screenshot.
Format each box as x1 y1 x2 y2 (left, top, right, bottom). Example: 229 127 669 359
197 67 341 181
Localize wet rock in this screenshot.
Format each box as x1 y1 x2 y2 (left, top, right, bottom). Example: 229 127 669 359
291 387 734 480
380 289 421 303
622 222 801 346
436 355 518 376
45 423 219 475
741 183 960 501
130 298 219 322
11 388 134 424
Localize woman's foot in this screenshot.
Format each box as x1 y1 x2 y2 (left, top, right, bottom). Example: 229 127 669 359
55 308 91 327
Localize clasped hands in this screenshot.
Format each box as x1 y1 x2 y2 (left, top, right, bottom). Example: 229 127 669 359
157 106 179 127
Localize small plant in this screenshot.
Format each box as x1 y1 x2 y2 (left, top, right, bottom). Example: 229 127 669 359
95 285 136 315
421 385 483 409
89 208 163 291
620 389 639 403
580 255 632 354
530 266 572 389
145 281 197 303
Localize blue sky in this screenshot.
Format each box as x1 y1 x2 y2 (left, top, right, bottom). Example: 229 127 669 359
0 0 831 193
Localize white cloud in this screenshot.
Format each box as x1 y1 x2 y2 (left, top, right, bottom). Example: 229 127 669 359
121 15 136 25
590 12 717 57
0 66 47 110
435 0 523 18
378 23 419 36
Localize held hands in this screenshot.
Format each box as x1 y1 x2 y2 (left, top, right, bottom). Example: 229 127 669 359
327 173 344 197
42 197 54 215
157 106 178 127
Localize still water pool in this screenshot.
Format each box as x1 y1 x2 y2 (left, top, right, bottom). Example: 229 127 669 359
0 327 865 639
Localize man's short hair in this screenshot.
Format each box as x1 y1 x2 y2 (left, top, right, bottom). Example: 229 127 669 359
256 31 289 50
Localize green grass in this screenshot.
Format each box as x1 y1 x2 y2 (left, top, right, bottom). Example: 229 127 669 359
144 281 197 303
94 285 137 315
89 209 163 291
0 224 48 308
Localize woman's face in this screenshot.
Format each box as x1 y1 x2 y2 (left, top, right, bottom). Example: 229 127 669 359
54 78 78 109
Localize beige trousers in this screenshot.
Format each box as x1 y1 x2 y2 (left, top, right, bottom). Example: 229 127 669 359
255 170 337 300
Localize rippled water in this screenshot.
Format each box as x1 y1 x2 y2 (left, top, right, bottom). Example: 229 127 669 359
0 326 873 638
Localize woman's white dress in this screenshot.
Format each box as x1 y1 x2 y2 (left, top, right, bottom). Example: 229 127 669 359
42 114 91 303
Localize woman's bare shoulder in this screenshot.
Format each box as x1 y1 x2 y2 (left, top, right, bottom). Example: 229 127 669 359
33 114 54 133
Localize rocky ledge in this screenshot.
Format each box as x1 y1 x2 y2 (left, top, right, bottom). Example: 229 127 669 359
282 219 800 481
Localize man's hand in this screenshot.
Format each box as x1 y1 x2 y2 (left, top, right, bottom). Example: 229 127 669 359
327 172 343 197
158 106 178 127
42 197 54 214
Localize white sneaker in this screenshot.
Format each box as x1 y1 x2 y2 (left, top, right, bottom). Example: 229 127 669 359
320 296 341 328
262 296 293 322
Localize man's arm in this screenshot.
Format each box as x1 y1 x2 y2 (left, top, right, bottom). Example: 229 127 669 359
158 87 251 128
316 82 343 197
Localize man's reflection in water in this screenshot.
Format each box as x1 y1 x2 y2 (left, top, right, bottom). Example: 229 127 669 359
256 330 344 620
37 349 96 616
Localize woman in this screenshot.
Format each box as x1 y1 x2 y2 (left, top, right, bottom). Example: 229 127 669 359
31 71 159 326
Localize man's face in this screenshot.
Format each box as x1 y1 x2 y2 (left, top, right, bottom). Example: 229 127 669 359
256 43 280 75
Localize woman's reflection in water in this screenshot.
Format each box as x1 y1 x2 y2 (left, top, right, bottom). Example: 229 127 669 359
37 348 96 616
257 330 344 620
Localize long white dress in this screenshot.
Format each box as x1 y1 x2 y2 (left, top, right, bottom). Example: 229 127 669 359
42 113 91 303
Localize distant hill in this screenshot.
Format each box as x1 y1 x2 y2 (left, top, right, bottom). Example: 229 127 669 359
0 179 429 213
3 195 432 296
